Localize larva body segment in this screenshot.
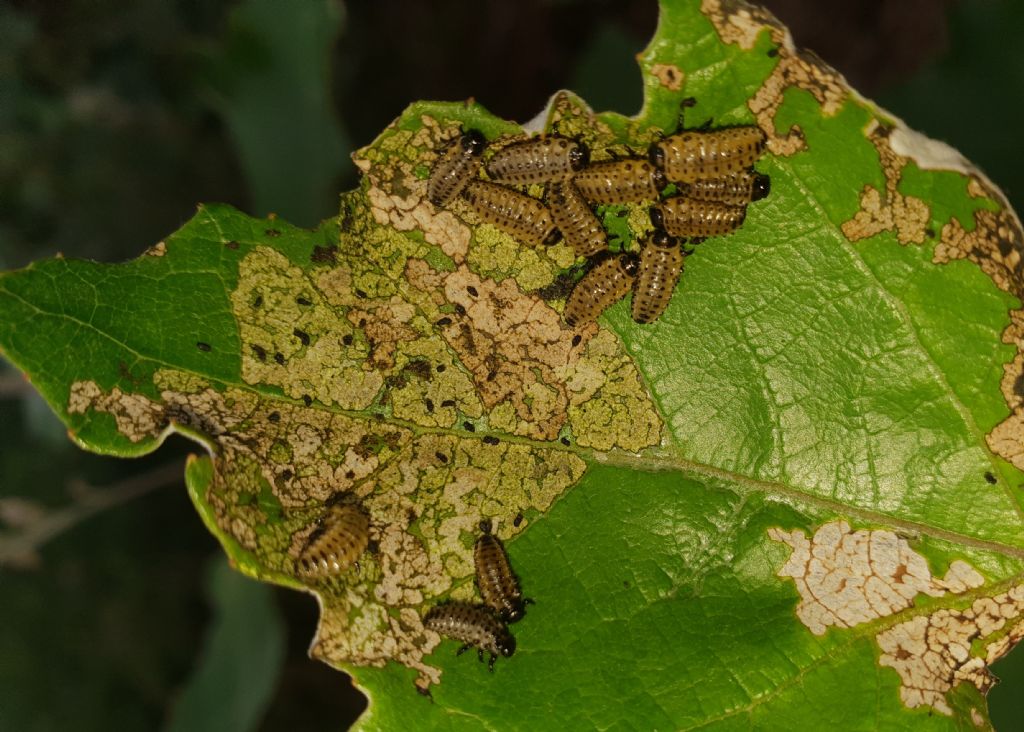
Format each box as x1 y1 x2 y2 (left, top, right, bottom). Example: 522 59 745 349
563 252 640 327
296 503 370 579
546 180 607 257
572 158 666 205
424 602 516 671
428 130 487 207
485 135 589 185
649 126 766 183
684 170 771 205
474 520 528 622
650 196 746 238
461 179 561 247
632 230 685 324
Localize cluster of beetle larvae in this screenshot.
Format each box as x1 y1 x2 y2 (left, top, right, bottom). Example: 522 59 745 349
294 500 528 672
428 99 771 325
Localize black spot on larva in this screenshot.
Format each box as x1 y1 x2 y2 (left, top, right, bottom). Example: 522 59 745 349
265 228 281 237
196 341 211 352
560 436 570 446
355 289 368 299
571 334 582 347
302 395 313 407
296 296 313 306
425 398 435 413
252 294 263 308
251 344 267 361
441 399 456 408
436 317 453 327
436 451 449 464
225 240 240 250
483 435 500 445
467 285 479 297
274 352 285 365
463 421 476 432
294 328 310 346
767 47 779 57
268 411 281 423
311 245 337 264
454 303 467 316
436 364 447 373
342 334 354 346
985 471 997 484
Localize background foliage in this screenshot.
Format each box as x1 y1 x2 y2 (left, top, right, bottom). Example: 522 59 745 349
1 0 1022 729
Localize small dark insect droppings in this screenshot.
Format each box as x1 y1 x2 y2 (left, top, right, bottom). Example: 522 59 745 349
513 512 524 528
436 316 453 327
296 503 371 579
280 468 293 481
196 341 211 352
423 602 515 672
436 451 449 464
311 244 338 264
302 394 313 407
454 303 467 316
358 318 367 328
342 334 354 346
467 285 479 297
441 399 456 408
463 421 476 432
225 239 240 250
252 294 263 308
925 228 936 238
425 398 435 413
985 471 997 484
767 47 779 57
474 520 530 622
268 411 281 423
294 328 310 346
251 344 267 361
296 296 313 306
404 360 433 380
274 352 286 365
571 334 582 347
265 228 281 237
415 685 434 701
560 436 571 446
436 364 447 373
355 289 368 299
482 435 500 445
345 470 356 479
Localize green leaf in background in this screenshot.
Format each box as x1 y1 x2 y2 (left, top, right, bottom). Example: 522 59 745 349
2 1 1024 730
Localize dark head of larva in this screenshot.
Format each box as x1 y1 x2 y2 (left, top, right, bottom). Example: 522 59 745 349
620 252 641 277
543 228 563 247
752 173 771 201
649 205 664 230
648 140 665 170
497 633 517 657
651 166 667 191
649 229 678 250
461 130 487 156
569 142 590 171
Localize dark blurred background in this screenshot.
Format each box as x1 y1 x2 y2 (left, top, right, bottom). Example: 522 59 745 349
0 1 1021 730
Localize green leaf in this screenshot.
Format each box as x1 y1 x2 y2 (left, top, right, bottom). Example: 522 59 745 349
3 1 1024 730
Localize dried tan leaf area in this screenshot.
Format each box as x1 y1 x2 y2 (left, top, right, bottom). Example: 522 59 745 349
769 521 985 636
877 586 1024 716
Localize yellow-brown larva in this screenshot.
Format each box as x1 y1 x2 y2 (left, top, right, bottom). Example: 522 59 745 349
474 519 530 622
460 179 561 247
485 135 589 185
546 180 607 257
427 130 487 207
571 158 666 205
650 196 746 238
424 601 516 672
631 230 686 324
683 170 771 205
563 252 640 327
295 503 370 578
648 126 766 183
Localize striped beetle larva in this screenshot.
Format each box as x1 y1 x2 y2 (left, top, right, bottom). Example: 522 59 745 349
572 158 666 205
649 126 767 183
631 229 686 324
424 602 516 672
682 170 770 205
563 252 641 327
546 180 607 257
295 502 370 579
428 130 487 207
650 196 746 238
474 519 532 622
461 179 562 247
485 135 590 185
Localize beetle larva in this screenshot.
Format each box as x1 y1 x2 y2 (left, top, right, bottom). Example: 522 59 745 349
649 126 766 183
572 158 666 205
546 180 607 257
428 130 487 207
650 196 746 238
683 170 771 205
461 179 561 247
485 135 589 185
295 503 370 578
424 602 516 672
474 519 530 622
563 252 640 327
631 230 686 324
